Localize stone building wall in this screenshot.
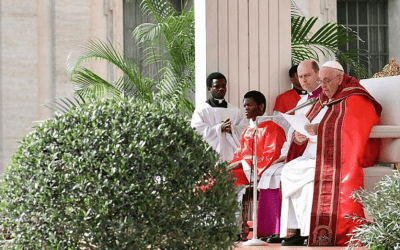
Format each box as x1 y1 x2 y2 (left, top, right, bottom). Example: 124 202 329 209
0 0 123 174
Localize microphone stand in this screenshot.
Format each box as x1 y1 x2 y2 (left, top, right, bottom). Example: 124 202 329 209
243 115 274 246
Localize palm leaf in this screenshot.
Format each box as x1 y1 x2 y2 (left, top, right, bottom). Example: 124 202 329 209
291 16 318 43
67 39 155 103
45 93 88 114
65 0 195 116
140 0 173 23
291 0 304 17
291 14 368 79
132 23 162 44
336 49 369 79
73 68 122 98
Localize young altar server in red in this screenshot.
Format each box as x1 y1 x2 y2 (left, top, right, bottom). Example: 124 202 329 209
228 90 286 240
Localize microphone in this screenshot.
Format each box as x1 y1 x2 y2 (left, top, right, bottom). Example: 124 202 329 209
285 97 317 114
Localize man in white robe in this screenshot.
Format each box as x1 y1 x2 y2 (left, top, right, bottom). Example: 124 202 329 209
191 72 247 162
279 60 327 246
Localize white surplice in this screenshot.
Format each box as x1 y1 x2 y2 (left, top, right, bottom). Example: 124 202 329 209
279 95 328 238
257 115 291 190
191 102 248 162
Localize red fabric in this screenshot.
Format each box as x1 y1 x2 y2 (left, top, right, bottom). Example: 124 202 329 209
273 89 301 114
334 95 379 245
229 121 286 186
285 134 308 163
306 74 382 246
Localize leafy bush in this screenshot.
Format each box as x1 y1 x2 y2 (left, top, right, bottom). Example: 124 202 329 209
347 170 400 250
0 98 238 249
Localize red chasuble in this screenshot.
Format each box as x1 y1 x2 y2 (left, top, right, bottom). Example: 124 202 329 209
286 74 382 246
229 120 286 186
273 89 301 114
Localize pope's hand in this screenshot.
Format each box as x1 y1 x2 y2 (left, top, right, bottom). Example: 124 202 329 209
294 131 308 144
305 123 319 136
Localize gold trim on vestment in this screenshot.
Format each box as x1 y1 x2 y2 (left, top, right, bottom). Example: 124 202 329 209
315 107 334 227
330 101 344 228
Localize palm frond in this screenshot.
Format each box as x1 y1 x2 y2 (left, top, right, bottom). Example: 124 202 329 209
291 14 368 79
72 68 122 99
309 23 355 47
67 39 128 77
157 66 194 114
291 0 304 17
291 16 318 43
141 0 174 23
133 3 194 74
64 0 195 116
45 93 87 114
67 39 155 103
132 23 162 44
336 49 369 79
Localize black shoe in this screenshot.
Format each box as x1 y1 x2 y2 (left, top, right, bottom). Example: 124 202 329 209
281 235 307 246
266 234 283 243
259 236 269 242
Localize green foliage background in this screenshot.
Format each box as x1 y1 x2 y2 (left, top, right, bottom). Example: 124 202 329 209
0 98 238 249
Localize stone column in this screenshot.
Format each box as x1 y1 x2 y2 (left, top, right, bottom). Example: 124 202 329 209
37 0 56 119
195 0 291 114
389 0 400 62
194 0 207 107
0 0 3 172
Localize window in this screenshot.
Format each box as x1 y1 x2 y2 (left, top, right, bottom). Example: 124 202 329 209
337 0 388 76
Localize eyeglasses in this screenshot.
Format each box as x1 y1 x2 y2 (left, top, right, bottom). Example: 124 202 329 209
317 74 341 85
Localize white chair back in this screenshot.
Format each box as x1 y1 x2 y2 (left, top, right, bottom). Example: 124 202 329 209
360 75 400 163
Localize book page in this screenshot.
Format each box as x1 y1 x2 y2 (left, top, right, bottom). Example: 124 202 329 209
281 113 317 140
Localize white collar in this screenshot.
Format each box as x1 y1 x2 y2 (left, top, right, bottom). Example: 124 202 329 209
249 118 256 128
214 98 224 104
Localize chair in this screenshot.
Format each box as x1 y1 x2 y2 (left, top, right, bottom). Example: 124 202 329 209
360 75 400 192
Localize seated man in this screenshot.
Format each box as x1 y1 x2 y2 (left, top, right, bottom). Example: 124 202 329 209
273 64 307 133
280 61 382 246
279 59 326 246
228 90 286 240
191 72 248 162
256 124 291 243
258 61 322 243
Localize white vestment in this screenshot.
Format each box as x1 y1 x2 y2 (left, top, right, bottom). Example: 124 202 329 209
191 102 247 162
280 95 328 238
272 92 307 134
257 118 291 190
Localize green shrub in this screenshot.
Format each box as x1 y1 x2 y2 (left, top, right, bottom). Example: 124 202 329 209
0 98 238 249
347 170 400 250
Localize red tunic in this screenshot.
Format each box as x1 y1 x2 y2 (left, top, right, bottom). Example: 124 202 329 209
273 89 301 114
229 120 286 186
286 74 382 246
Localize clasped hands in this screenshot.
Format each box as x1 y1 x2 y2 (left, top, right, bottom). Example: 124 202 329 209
221 118 232 133
294 123 319 144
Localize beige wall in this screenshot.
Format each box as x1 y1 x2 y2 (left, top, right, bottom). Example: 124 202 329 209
0 0 123 174
196 0 292 115
389 0 400 62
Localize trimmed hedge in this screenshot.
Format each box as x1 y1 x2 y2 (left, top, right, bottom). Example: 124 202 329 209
0 98 238 249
